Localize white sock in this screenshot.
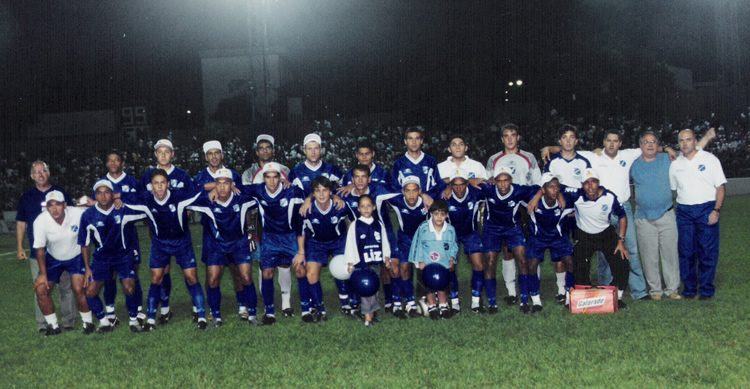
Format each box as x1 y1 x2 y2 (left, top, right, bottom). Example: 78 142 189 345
258 269 264 292
80 311 93 324
147 318 156 325
537 266 541 279
44 314 59 328
105 305 116 314
278 267 292 309
451 297 460 306
531 295 542 305
565 291 570 305
137 305 143 313
555 272 566 295
129 318 139 326
238 306 247 313
99 317 112 327
137 312 147 320
502 260 517 296
617 290 624 299
471 296 480 308
160 306 170 315
192 306 198 313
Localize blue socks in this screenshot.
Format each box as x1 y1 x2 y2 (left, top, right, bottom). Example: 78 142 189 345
261 278 275 315
401 277 415 304
241 285 258 316
147 283 162 320
519 274 529 304
103 278 117 308
160 273 171 308
207 286 221 319
334 279 349 307
133 274 143 311
124 290 140 319
297 277 311 314
187 282 206 319
471 270 484 298
450 269 459 300
309 281 323 310
87 295 106 320
485 278 497 306
529 273 541 297
565 271 575 291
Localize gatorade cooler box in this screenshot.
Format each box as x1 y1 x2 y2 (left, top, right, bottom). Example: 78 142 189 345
569 285 618 314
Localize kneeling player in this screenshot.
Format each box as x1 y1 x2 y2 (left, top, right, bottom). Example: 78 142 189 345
295 176 350 321
188 168 260 326
525 173 574 311
409 200 458 319
80 180 144 332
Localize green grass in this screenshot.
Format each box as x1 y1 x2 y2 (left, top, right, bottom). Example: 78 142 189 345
1 197 750 387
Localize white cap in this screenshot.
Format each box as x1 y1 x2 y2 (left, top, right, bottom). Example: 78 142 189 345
202 140 222 154
93 180 114 192
260 162 282 176
45 190 66 204
581 168 600 183
401 175 421 189
154 139 173 150
303 133 322 147
255 134 275 147
449 171 469 183
540 172 559 186
493 165 513 179
213 168 234 181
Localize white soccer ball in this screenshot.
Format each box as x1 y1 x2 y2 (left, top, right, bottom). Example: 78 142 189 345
329 255 351 280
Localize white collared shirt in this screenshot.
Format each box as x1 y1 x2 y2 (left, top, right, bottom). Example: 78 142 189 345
33 206 84 260
437 156 488 181
578 148 642 202
669 149 726 205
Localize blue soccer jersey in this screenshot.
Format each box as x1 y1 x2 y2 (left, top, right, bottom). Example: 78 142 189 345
16 185 71 247
289 161 344 196
187 192 258 244
300 200 350 242
139 165 194 194
192 167 242 192
342 163 389 186
447 186 483 238
389 152 445 198
102 172 139 196
376 192 429 259
122 190 200 242
344 217 391 269
242 184 305 235
528 197 575 240
342 183 391 220
78 204 143 262
480 183 540 228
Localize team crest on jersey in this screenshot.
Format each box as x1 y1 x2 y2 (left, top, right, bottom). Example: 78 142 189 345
331 216 339 224
508 166 516 175
71 225 79 233
422 166 430 174
233 204 240 212
508 200 516 207
468 202 474 210
280 198 289 207
359 234 367 240
374 231 381 242
601 204 609 212
170 179 184 188
114 215 121 224
698 164 706 172
619 160 627 167
429 251 440 262
168 204 176 212
122 185 130 192
554 209 561 216
526 172 532 182
573 168 582 176
96 221 104 227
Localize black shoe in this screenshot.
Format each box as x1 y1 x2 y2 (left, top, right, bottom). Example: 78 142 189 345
428 308 439 320
197 320 208 330
555 294 565 304
488 305 499 314
699 295 713 300
618 300 627 309
136 316 145 326
82 322 96 335
638 295 652 301
192 311 199 323
520 303 531 314
451 306 461 315
282 308 294 318
394 308 407 319
158 311 173 325
108 316 120 327
142 322 156 332
262 314 276 325
129 323 141 333
301 312 314 323
340 306 351 316
384 303 393 314
471 304 486 314
440 308 453 319
504 296 518 306
407 306 421 318
45 326 62 336
96 324 114 334
213 318 223 328
248 316 260 326
532 304 543 313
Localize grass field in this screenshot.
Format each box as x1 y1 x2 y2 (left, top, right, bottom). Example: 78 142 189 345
1 197 749 387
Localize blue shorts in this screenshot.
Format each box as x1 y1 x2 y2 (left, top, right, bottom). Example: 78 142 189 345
149 238 197 269
305 236 345 266
91 257 137 282
482 224 526 253
527 236 573 262
260 232 298 270
393 236 413 264
202 237 253 267
458 232 483 256
45 253 85 284
250 239 261 261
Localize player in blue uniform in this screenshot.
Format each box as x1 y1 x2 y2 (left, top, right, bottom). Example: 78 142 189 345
480 166 540 313
342 165 395 311
339 142 390 188
388 126 445 199
122 169 207 330
525 173 574 312
376 176 432 318
289 133 344 196
138 139 195 318
242 162 306 325
294 176 351 321
445 172 486 313
79 180 144 332
187 167 260 327
192 141 253 321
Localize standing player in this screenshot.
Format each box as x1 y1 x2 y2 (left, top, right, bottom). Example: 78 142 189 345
479 166 539 313
525 173 574 310
138 139 195 319
187 168 260 326
79 180 144 332
240 134 293 318
339 142 390 190
122 169 207 330
389 126 445 199
294 176 351 321
243 162 307 324
32 191 94 335
445 172 485 313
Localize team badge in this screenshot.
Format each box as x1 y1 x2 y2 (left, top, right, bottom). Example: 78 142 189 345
573 168 582 176
122 185 130 192
443 243 450 250
601 204 609 212
429 251 440 262
233 204 240 212
508 200 516 207
331 216 339 224
359 234 367 239
280 198 289 207
114 215 121 224
422 166 430 174
468 202 474 210
70 225 79 233
698 164 706 172
168 204 176 212
554 209 561 216
619 160 626 167
374 231 381 242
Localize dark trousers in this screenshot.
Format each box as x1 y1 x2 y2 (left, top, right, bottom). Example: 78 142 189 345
573 226 630 292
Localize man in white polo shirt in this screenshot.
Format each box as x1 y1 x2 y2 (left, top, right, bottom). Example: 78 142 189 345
669 129 726 299
438 134 488 185
33 191 94 335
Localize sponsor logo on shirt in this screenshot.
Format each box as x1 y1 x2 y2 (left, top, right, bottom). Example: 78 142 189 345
601 204 609 212
312 218 320 224
96 221 104 227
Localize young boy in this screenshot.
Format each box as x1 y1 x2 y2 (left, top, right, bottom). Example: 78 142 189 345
408 200 458 319
344 195 391 327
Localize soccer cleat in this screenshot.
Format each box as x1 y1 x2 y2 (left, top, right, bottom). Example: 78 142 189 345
666 293 683 300
364 320 374 327
142 322 156 332
555 294 565 304
301 312 314 323
238 309 250 321
82 322 96 335
128 322 141 333
282 308 295 318
393 307 407 319
136 313 147 326
417 297 429 317
192 311 199 323
487 304 499 314
504 296 518 306
384 303 393 313
38 327 47 334
197 319 208 330
97 323 114 333
617 300 627 309
45 325 62 336
471 305 485 314
407 304 421 318
62 326 75 332
248 316 259 326
213 318 223 328
451 303 460 315
519 303 531 314
428 307 439 320
440 307 453 320
107 316 120 327
262 314 276 325
318 310 328 322
531 304 543 313
340 305 352 316
158 311 173 325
